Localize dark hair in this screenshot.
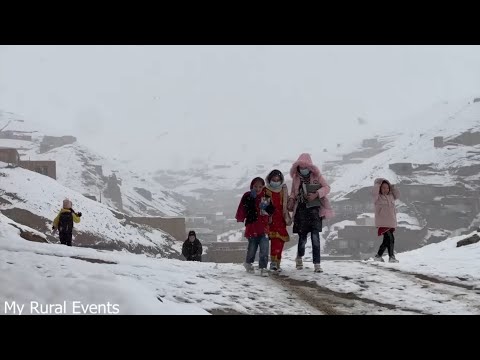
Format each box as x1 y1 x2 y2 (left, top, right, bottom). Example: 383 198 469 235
267 169 283 183
379 180 391 194
250 177 265 189
188 231 196 237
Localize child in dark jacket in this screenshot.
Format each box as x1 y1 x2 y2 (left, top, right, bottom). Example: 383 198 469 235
236 177 275 276
182 230 203 261
52 199 82 247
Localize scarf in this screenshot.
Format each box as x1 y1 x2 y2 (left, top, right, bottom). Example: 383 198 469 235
298 173 311 204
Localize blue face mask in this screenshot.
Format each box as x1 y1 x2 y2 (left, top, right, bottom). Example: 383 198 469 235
270 181 282 188
299 168 310 176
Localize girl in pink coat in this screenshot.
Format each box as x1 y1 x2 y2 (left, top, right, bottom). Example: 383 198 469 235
372 178 400 263
287 153 334 273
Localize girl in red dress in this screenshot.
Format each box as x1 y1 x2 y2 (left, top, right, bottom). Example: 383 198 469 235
264 169 292 271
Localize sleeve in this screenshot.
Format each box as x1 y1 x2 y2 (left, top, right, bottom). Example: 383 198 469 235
244 195 257 220
372 178 385 202
182 241 188 259
317 176 331 199
283 184 290 208
235 193 248 223
72 212 81 223
288 182 295 201
52 211 61 229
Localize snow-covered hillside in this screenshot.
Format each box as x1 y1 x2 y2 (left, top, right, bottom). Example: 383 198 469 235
0 163 180 257
0 113 185 217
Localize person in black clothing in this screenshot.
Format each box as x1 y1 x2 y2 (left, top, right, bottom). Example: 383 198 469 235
182 230 203 261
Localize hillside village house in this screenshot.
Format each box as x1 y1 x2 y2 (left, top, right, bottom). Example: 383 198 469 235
0 147 56 179
18 160 56 179
0 147 20 164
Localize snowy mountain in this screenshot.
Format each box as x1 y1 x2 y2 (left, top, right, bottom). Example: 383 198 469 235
329 99 480 199
154 98 480 197
152 142 347 219
0 111 186 218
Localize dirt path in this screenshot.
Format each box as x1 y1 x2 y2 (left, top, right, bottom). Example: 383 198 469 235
268 261 480 315
270 273 426 315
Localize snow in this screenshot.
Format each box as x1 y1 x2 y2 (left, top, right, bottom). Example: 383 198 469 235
0 215 207 315
272 230 480 314
0 139 35 150
217 229 244 242
0 113 42 134
1 211 479 315
393 231 480 286
396 213 422 230
427 229 450 238
358 213 374 218
297 262 477 314
278 245 480 315
331 220 357 231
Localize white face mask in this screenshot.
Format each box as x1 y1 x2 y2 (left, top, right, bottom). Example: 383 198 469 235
270 181 282 188
299 168 310 176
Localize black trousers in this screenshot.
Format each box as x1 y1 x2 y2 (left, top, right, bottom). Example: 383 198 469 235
59 232 72 246
377 230 394 257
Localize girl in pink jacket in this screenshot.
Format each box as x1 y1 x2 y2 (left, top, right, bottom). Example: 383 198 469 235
372 178 400 263
287 153 334 273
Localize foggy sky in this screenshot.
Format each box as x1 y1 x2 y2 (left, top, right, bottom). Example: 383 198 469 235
1 45 480 170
